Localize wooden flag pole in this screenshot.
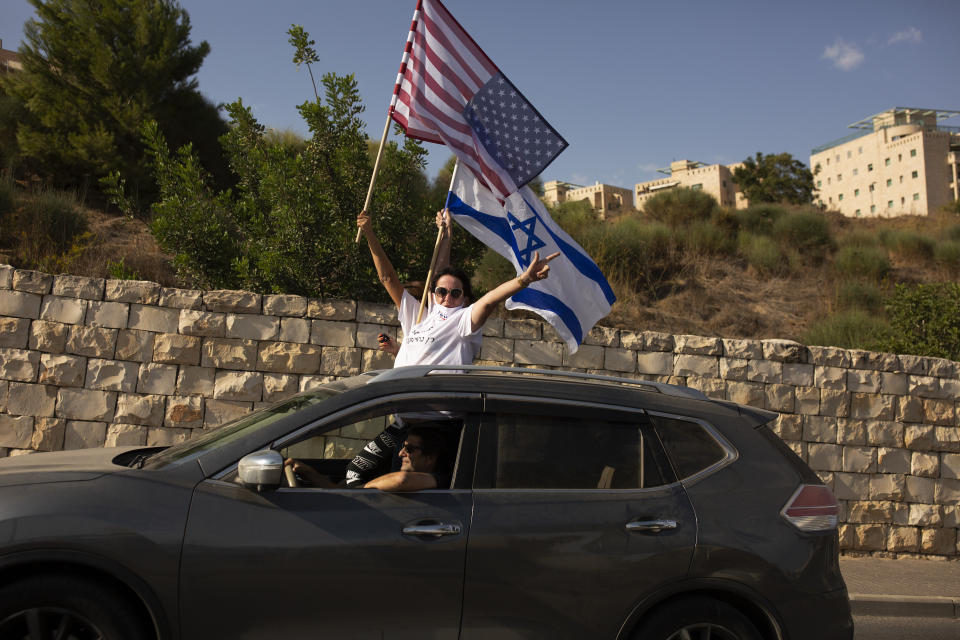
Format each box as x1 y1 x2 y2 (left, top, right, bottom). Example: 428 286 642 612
355 112 394 243
416 160 460 323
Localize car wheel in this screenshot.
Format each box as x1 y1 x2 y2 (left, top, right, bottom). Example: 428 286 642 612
0 575 149 640
633 596 763 640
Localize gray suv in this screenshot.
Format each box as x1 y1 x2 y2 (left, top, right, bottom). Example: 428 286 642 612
0 365 853 639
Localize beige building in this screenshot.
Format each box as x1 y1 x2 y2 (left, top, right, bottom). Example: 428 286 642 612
542 180 634 218
0 40 22 74
635 160 748 211
810 107 960 217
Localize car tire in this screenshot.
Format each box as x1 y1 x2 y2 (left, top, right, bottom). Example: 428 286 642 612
0 574 149 640
632 596 763 640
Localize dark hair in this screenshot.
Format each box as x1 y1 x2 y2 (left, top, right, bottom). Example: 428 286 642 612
407 426 445 458
431 266 473 302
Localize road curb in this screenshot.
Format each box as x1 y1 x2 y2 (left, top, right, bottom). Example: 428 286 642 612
849 593 960 619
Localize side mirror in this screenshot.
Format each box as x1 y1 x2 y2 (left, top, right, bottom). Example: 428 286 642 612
238 450 284 492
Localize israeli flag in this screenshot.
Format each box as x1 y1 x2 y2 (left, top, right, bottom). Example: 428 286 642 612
447 166 616 353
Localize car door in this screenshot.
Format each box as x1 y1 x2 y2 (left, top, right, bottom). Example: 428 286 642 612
460 396 697 639
179 396 480 640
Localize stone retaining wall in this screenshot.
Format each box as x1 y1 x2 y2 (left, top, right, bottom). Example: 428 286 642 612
0 264 957 558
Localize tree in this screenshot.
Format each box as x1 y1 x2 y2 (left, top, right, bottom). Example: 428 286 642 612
878 283 960 360
732 152 814 205
1 0 227 195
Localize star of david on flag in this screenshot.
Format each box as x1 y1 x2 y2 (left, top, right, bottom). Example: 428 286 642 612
447 167 616 353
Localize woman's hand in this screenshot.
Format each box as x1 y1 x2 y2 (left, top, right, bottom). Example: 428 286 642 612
436 209 452 233
519 251 561 285
357 210 372 235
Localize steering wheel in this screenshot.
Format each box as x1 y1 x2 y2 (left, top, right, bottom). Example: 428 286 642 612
284 463 301 488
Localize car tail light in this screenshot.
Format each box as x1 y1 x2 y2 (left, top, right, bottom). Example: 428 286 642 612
781 484 838 532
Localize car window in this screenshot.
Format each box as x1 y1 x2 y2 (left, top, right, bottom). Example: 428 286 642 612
493 413 665 489
651 415 727 480
282 414 391 462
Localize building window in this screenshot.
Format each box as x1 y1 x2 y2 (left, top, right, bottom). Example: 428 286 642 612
913 193 920 201
869 184 875 192
886 179 893 187
901 197 906 205
855 209 861 215
898 153 902 162
870 205 876 213
826 158 830 165
910 149 917 157
858 146 863 154
868 164 873 171
817 180 822 188
912 170 918 178
853 168 858 176
847 151 852 159
888 200 894 209
854 188 860 196
885 158 891 166
827 178 831 185
837 174 842 182
835 155 840 162
899 176 903 183
838 194 844 201
691 184 702 190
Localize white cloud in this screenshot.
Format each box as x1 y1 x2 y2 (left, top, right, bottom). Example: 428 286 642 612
888 27 922 45
822 38 865 71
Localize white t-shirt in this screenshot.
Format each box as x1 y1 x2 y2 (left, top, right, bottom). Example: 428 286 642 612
394 290 482 368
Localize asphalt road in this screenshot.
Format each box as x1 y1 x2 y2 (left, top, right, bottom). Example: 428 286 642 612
854 615 960 639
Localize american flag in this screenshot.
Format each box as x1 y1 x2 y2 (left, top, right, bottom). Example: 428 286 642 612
390 0 567 199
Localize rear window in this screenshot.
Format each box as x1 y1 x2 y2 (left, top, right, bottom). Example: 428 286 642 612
652 415 727 480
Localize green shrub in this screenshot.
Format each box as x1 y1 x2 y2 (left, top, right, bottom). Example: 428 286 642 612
838 230 881 248
739 232 788 275
877 283 960 360
934 240 960 270
736 204 788 235
579 218 681 298
945 224 960 242
802 310 889 350
834 245 890 281
680 219 736 256
107 257 141 280
772 209 832 260
880 229 935 260
837 280 884 313
0 186 87 268
642 187 717 227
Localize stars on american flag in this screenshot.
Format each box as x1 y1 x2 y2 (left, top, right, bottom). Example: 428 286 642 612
462 72 568 188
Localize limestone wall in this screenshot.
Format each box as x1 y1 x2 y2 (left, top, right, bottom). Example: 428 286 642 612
0 264 957 558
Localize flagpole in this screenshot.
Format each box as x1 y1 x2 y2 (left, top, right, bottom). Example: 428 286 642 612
416 160 460 323
354 113 393 243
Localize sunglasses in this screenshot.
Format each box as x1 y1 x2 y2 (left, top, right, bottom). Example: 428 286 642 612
433 286 464 299
401 442 424 454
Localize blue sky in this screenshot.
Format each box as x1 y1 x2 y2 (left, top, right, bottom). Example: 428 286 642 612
4 0 959 190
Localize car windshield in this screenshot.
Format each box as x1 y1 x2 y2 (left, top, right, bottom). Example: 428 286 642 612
144 376 372 468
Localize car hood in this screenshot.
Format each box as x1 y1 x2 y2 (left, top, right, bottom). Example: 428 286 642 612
0 446 142 487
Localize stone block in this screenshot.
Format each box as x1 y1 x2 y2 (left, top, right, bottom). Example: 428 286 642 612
807 346 850 367
105 280 160 304
582 326 618 347
907 504 941 527
814 366 846 390
114 393 166 427
0 264 11 288
602 347 635 372
619 330 643 350
105 424 148 447
63 421 107 449
0 414 34 448
561 343 601 369
922 398 954 426
214 371 264 402
86 358 139 392
39 296 87 325
904 424 936 451
904 476 936 503
847 500 895 523
942 379 960 397
203 399 252 428
176 366 216 397
685 376 725 399
842 446 876 473
356 302 397 325
226 314 279 340
202 338 257 371
178 310 226 337
795 387 820 415
908 375 942 398
6 382 56 417
880 372 907 395
0 290 42 319
770 414 803 440
203 290 261 314
850 393 895 420
721 338 763 359
137 363 177 395
746 359 781 383
13 269 52 294
847 349 891 371
786 441 807 461
927 357 959 378
642 331 674 352
943 453 960 480
362 349 396 372
838 524 855 550
85 301 129 329
896 354 927 375
764 384 795 412
938 479 960 505
865 421 903 447
910 451 939 478
674 354 718 378
847 370 880 393
869 474 905 501
877 447 911 474
29 320 68 353
158 287 203 309
886 526 919 553
853 524 886 551
762 339 807 363
719 358 748 381
114 329 154 362
803 416 838 443
503 319 541 340
153 333 202 365
164 396 204 428
56 388 116 421
511 340 560 367
726 381 765 408
66 326 117 358
0 348 40 382
299 375 336 391
257 342 322 374
310 320 356 347
837 419 866 445
355 324 392 350
782 363 813 387
0 317 30 349
306 298 356 321
674 335 722 355
127 304 179 334
482 318 504 338
807 443 842 471
279 317 311 344
897 396 924 423
319 347 362 376
263 374 299 403
936 427 960 453
478 337 512 363
147 427 193 446
31 417 65 451
637 352 674 375
263 294 307 317
921 528 957 555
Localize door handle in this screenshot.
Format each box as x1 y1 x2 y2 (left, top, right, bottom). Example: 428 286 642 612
625 519 678 534
402 521 462 538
